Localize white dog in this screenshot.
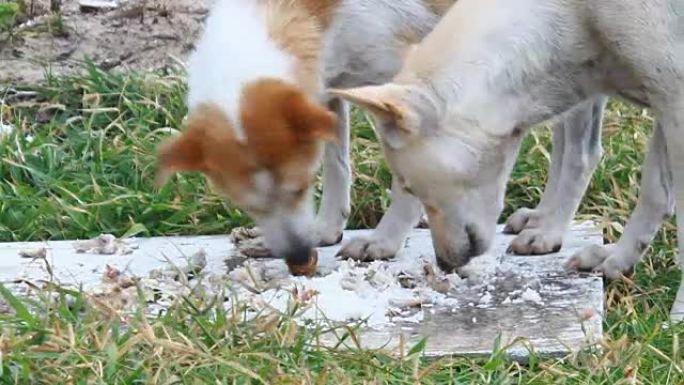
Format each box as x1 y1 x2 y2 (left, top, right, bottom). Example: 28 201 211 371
156 0 605 275
332 0 684 322
156 0 450 275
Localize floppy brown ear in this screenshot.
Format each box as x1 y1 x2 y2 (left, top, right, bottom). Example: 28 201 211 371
285 94 339 143
155 131 206 187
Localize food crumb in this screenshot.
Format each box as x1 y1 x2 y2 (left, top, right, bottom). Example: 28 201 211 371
478 292 493 306
19 248 47 259
520 288 544 305
74 234 136 255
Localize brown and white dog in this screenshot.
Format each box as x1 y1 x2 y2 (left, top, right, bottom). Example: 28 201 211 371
332 0 684 322
156 0 604 277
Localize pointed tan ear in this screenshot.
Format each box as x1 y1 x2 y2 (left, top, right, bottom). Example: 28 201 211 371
155 132 206 188
286 93 339 143
328 86 397 121
329 84 419 149
328 85 416 131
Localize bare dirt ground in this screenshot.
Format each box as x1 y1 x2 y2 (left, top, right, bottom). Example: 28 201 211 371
0 0 213 85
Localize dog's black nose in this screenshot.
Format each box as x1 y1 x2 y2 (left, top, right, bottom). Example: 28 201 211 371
465 224 489 257
284 244 313 266
285 247 318 277
435 224 491 273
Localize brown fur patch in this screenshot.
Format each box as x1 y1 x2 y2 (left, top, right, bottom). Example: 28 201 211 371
299 0 340 28
262 0 337 95
156 104 254 196
157 80 336 209
240 79 337 175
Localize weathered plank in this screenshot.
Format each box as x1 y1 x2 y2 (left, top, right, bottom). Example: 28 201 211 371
316 222 604 359
0 222 604 360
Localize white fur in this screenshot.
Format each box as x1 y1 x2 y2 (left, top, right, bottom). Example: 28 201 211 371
184 0 608 266
322 0 440 87
334 0 684 321
187 0 294 141
506 97 606 255
182 0 609 277
325 0 608 261
315 0 449 247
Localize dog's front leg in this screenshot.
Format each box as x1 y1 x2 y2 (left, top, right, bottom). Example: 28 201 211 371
337 178 423 261
567 123 679 319
658 110 684 323
504 105 566 234
315 98 352 246
507 96 607 254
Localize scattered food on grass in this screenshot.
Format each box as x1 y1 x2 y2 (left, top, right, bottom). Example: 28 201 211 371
423 263 451 294
0 122 15 138
229 226 262 243
229 226 274 259
73 234 137 255
149 248 208 281
220 229 563 329
102 264 121 282
519 287 544 305
229 227 319 276
227 255 464 328
19 247 47 259
91 249 217 313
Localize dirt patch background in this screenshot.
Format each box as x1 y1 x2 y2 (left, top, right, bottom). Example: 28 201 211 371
0 0 214 85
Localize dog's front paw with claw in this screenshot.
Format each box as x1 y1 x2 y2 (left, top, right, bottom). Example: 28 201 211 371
314 220 345 247
508 228 563 255
504 208 545 234
565 244 637 279
336 236 401 262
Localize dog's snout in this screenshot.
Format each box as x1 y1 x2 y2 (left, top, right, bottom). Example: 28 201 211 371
281 236 318 276
284 246 318 277
258 215 319 276
435 223 491 273
465 224 489 257
284 241 313 266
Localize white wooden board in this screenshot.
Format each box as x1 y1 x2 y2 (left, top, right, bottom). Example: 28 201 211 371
0 222 604 360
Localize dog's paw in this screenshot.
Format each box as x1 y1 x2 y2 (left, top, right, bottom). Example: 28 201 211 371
229 226 262 244
314 220 344 247
565 244 611 271
507 228 563 255
317 231 343 247
565 244 633 279
337 236 400 261
503 208 544 234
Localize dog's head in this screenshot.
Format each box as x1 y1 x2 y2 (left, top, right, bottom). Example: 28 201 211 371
157 79 336 273
331 83 521 273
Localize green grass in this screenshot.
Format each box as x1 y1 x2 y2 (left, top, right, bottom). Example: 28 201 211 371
0 66 682 383
0 2 18 32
